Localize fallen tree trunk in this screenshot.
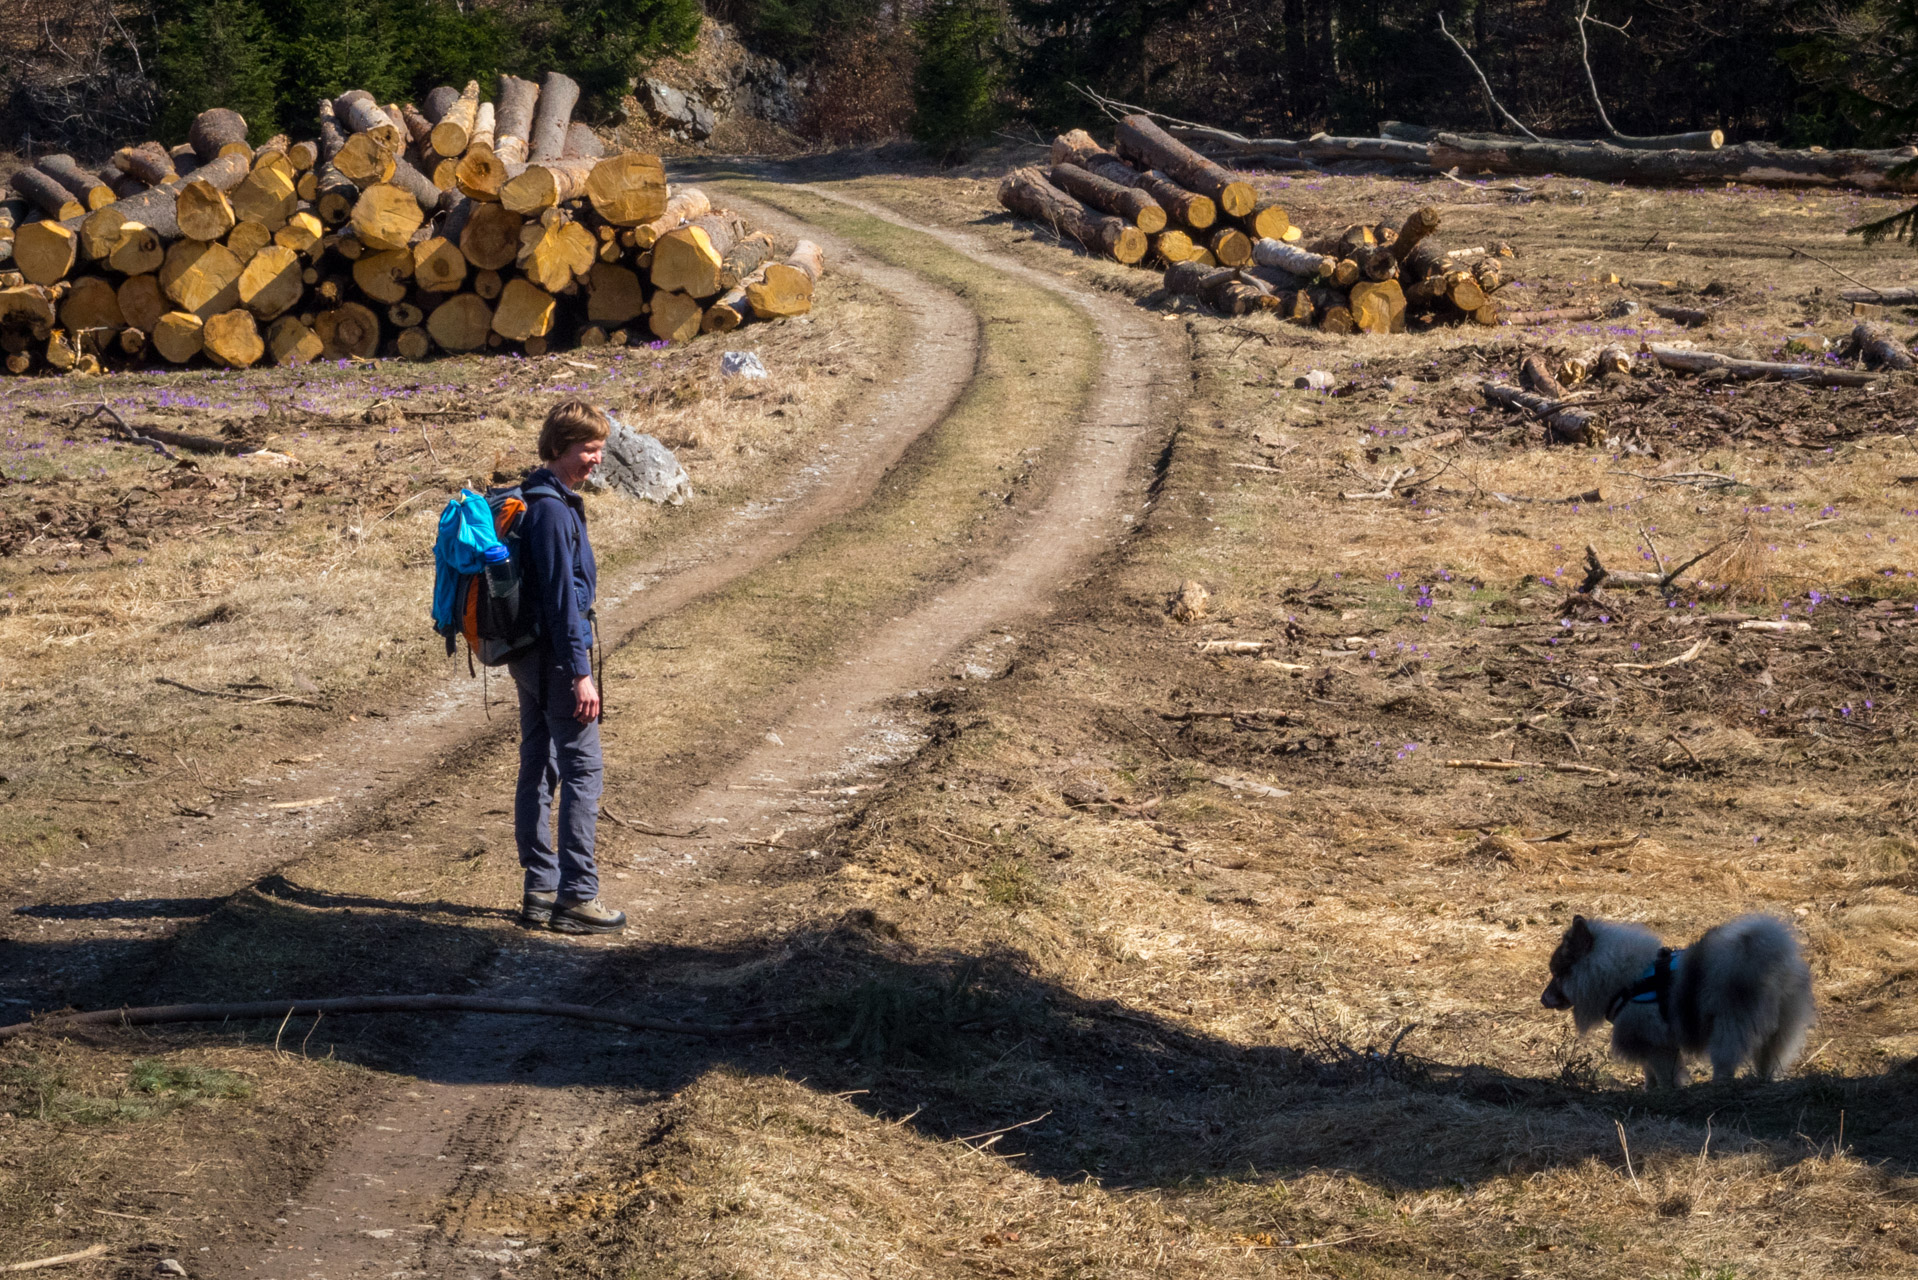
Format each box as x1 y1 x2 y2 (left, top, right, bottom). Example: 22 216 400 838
0 994 772 1042
1116 115 1256 217
494 74 540 167
1848 320 1915 370
1838 286 1918 304
1643 342 1880 386
1164 261 1270 315
1433 133 1918 192
999 167 1147 265
1252 237 1334 279
1169 125 1427 166
1049 162 1167 233
37 155 114 211
1382 120 1724 151
527 71 581 165
1483 381 1599 443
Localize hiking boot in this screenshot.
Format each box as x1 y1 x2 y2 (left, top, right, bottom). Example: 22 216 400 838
519 891 557 928
551 897 626 934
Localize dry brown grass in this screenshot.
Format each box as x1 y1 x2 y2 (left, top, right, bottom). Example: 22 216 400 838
0 272 896 879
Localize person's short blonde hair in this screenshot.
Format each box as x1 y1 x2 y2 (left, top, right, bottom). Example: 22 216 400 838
536 400 611 462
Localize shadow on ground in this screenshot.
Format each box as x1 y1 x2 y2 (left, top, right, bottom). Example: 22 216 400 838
8 875 1915 1190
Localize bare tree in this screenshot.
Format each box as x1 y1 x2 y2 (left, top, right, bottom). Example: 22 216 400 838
2 0 157 154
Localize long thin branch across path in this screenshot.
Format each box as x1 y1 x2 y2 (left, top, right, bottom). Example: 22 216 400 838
0 995 775 1042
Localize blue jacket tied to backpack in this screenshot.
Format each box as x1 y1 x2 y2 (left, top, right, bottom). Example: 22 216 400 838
518 467 598 678
431 489 504 632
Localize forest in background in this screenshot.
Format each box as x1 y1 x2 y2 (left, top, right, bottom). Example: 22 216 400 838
2 0 1915 160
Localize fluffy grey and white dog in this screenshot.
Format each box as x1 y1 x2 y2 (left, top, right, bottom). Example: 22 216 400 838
1541 914 1815 1087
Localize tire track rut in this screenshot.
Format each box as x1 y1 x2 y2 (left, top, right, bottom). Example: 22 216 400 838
241 185 1178 1280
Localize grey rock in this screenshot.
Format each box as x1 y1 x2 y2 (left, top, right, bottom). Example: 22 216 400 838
585 419 693 506
643 79 693 129
687 98 716 140
720 350 767 379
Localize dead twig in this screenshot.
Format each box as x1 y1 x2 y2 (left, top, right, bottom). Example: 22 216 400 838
1444 758 1615 777
1343 465 1415 500
155 677 321 708
1437 13 1542 140
1788 245 1889 298
1666 732 1703 766
598 804 705 839
1 1245 112 1273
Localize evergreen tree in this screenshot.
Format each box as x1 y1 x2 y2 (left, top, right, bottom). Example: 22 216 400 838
1005 0 1204 128
270 0 406 126
153 0 282 141
541 0 704 111
911 0 1004 160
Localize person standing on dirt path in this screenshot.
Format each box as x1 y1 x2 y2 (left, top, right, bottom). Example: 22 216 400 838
513 400 626 935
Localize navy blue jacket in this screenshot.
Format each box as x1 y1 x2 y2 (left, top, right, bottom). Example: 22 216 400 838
519 467 597 678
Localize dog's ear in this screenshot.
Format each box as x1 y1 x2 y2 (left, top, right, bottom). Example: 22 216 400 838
1563 915 1595 961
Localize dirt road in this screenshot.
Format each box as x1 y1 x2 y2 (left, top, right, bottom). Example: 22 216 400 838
203 184 1178 1276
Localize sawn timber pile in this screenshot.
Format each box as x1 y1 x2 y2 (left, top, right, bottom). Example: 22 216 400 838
0 73 825 375
997 116 1517 335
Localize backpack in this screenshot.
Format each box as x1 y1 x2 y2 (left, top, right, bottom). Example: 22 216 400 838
432 479 561 668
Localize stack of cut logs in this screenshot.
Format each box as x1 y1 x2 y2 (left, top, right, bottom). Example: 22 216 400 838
0 73 824 374
998 115 1515 334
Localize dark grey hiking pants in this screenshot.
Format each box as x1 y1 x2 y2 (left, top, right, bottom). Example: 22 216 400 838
509 655 602 902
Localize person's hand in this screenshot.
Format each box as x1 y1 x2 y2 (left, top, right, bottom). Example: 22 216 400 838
573 674 601 723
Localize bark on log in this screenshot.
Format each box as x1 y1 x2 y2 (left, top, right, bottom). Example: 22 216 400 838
1048 163 1167 233
468 101 496 153
10 169 84 220
423 85 460 123
315 165 359 225
1164 261 1266 314
1252 238 1334 278
1850 321 1914 370
431 81 481 158
634 187 710 249
494 75 540 167
37 156 113 211
1116 115 1256 217
1483 381 1598 443
189 108 251 161
336 90 402 150
1838 286 1918 304
1389 206 1441 264
1643 342 1880 386
563 122 605 159
500 159 596 215
1383 120 1725 151
719 231 776 290
744 241 823 318
317 99 347 162
1432 133 1918 193
114 143 177 187
528 72 581 165
998 167 1147 265
1168 125 1427 166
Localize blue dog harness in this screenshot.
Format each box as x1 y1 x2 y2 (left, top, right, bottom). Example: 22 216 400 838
1607 946 1682 1023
